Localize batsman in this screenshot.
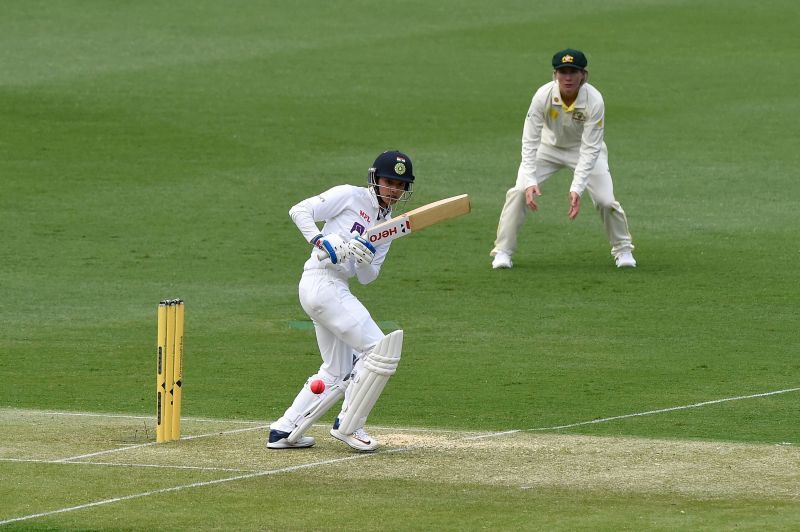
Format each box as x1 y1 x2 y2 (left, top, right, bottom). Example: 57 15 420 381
267 150 414 452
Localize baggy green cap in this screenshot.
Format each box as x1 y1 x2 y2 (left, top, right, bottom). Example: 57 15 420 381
552 49 587 70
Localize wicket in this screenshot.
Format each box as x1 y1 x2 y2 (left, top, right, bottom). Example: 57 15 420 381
156 299 184 443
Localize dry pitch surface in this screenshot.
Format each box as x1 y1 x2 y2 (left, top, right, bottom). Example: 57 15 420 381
2 407 798 521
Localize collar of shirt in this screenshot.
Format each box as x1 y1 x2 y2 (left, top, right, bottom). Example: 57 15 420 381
551 82 588 112
368 186 391 220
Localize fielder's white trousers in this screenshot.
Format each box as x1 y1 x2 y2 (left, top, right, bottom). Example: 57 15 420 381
272 269 384 433
492 145 634 258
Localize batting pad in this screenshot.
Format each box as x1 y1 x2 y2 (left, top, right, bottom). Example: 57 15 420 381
337 330 403 435
287 382 347 444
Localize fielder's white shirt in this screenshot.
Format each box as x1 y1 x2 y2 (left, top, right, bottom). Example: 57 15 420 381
520 81 606 195
289 185 391 284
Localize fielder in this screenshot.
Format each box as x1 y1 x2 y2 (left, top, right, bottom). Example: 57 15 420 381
491 48 636 269
267 150 414 452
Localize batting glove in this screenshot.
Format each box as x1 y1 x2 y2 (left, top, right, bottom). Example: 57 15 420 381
348 235 376 265
312 233 350 264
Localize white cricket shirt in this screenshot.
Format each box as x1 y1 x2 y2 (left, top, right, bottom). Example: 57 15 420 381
289 185 391 283
519 81 606 195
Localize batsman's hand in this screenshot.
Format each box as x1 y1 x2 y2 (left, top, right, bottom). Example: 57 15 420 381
525 185 541 211
568 191 581 220
314 233 350 264
348 234 376 265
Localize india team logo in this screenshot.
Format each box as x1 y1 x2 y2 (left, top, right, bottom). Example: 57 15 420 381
394 162 406 175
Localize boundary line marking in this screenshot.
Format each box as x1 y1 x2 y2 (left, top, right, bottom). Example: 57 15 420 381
1 386 797 526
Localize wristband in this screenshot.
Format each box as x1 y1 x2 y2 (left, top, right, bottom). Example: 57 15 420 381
310 233 324 248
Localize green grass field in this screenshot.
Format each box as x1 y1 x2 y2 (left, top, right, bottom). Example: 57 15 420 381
2 0 799 529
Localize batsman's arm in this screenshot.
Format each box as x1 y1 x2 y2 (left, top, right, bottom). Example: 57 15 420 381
316 215 409 261
290 197 350 264
289 202 323 243
289 185 355 243
352 235 387 285
354 260 380 284
315 194 469 261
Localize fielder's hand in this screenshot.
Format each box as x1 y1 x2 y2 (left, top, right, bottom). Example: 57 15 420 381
349 235 376 265
568 192 581 220
313 233 350 264
525 185 542 211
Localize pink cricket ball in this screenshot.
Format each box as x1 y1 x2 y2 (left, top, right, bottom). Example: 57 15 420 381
309 379 325 394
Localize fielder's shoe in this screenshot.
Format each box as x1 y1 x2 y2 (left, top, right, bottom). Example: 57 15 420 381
492 251 513 269
266 429 315 449
615 252 637 269
330 418 379 451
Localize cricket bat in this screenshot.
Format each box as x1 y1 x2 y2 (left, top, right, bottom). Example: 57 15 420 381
317 194 471 260
364 193 471 246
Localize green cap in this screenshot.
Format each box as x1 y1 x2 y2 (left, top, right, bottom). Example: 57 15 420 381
552 49 587 70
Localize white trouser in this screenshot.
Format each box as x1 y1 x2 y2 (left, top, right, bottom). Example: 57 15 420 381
271 269 384 433
492 145 634 258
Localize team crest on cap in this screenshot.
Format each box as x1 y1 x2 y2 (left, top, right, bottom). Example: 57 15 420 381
561 54 574 64
394 162 406 175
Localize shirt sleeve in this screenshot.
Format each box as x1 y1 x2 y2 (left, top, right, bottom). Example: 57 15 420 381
354 262 379 284
288 185 353 243
570 96 605 196
520 87 548 189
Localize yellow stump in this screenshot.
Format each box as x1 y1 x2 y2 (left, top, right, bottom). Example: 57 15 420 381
163 301 176 441
171 300 185 439
157 299 185 443
156 302 168 443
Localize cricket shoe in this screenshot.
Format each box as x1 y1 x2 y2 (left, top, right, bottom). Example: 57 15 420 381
492 251 513 269
266 429 315 449
615 252 637 269
330 419 379 451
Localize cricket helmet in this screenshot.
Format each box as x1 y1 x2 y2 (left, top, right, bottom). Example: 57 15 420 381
368 150 414 206
369 150 415 187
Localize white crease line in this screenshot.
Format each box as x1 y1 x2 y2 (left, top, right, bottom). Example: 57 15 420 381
465 387 800 440
179 417 265 425
0 457 256 473
180 424 270 441
52 422 465 463
2 386 796 525
55 442 156 462
6 409 476 434
463 430 520 440
32 411 153 420
54 424 270 462
5 409 266 425
365 425 483 435
0 453 379 526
